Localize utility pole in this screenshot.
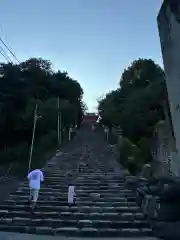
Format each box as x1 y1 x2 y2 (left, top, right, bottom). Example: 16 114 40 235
59 111 62 145
57 97 60 147
69 126 72 141
28 103 38 174
57 97 62 146
105 127 109 141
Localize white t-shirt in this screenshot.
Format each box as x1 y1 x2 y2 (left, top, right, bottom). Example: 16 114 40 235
68 186 75 204
27 169 44 190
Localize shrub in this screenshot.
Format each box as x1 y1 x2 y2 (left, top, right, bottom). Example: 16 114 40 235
0 130 58 178
31 130 57 169
117 137 144 175
117 138 133 167
108 132 118 144
127 157 139 175
0 142 29 165
137 137 152 163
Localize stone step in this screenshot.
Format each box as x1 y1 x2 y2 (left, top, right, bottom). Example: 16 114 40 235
14 186 127 192
15 190 132 197
46 172 120 176
20 183 126 188
4 199 138 206
44 171 121 175
21 181 125 187
49 165 115 168
10 194 137 201
43 175 124 178
44 178 125 183
0 224 154 237
44 175 124 179
18 187 132 193
44 169 116 171
0 204 141 213
51 172 124 176
10 187 129 194
12 193 133 199
45 165 114 168
46 166 116 170
39 181 126 185
9 195 135 201
0 218 150 229
0 210 145 221
40 176 124 180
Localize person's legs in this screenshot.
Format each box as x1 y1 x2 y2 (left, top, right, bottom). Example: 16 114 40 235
28 188 33 203
31 189 39 211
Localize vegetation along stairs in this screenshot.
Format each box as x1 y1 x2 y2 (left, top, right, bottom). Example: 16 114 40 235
0 129 154 237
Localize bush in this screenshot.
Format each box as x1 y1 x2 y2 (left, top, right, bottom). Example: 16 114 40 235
30 130 57 169
0 130 58 178
0 142 29 165
108 132 118 144
127 157 139 175
0 127 77 178
117 137 144 175
117 138 133 167
137 137 152 163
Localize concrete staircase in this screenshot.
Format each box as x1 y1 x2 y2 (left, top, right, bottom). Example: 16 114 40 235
0 129 155 238
0 163 154 237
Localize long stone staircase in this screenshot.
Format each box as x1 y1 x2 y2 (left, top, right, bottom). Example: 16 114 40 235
0 128 155 238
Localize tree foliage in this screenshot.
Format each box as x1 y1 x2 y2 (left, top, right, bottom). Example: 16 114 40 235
98 58 167 142
0 58 85 164
98 59 168 170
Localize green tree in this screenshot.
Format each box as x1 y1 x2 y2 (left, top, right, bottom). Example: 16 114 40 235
98 58 166 140
98 58 168 170
0 57 85 168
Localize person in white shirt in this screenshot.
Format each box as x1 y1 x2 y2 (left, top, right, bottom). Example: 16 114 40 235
27 169 44 211
68 185 76 205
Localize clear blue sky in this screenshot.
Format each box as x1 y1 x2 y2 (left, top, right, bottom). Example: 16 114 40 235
0 0 163 112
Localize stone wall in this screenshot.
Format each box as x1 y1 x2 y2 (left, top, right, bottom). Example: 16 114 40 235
150 102 179 177
157 1 180 176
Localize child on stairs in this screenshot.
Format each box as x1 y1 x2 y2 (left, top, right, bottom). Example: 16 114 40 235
68 185 76 205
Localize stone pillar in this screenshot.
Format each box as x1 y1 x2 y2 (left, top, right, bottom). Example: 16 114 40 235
157 1 180 175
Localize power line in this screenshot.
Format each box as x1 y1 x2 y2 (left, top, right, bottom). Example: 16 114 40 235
0 24 20 63
0 49 12 63
0 25 13 63
0 24 10 48
0 37 20 64
0 45 12 63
